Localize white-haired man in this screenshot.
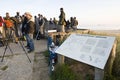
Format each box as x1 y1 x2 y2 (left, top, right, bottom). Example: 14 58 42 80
24 12 35 53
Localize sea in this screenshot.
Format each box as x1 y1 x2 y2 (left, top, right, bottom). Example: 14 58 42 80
77 25 120 30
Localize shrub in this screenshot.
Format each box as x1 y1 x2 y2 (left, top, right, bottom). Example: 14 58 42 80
51 64 78 80
112 36 120 77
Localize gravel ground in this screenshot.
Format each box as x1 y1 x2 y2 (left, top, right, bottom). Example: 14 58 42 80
0 39 50 80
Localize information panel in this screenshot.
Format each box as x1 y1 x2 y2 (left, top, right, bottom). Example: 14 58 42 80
55 34 115 69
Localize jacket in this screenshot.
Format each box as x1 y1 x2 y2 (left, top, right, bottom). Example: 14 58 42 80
0 16 4 26
58 11 66 25
25 20 35 34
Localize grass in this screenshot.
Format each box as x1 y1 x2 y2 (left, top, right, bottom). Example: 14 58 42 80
50 64 79 80
43 50 50 57
0 65 8 71
43 50 50 65
112 36 120 79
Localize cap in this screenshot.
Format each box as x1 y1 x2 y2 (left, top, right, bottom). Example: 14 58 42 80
16 12 19 13
60 8 63 11
24 12 32 17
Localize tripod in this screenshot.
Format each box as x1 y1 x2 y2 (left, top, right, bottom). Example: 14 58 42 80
36 30 41 40
1 28 31 63
0 31 4 47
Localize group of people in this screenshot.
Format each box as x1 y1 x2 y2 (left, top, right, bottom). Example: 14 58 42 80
0 12 35 53
0 7 78 53
34 8 78 37
47 8 78 32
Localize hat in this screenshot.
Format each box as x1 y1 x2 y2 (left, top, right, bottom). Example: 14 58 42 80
16 12 19 13
24 12 32 17
60 8 63 11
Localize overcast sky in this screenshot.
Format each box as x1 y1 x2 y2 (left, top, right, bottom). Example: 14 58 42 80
0 0 120 29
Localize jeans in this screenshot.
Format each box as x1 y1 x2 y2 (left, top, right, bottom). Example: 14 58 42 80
25 34 34 51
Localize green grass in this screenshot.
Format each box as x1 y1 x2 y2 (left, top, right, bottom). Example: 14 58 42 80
43 50 50 65
50 64 79 80
112 36 120 79
43 50 50 57
0 65 8 71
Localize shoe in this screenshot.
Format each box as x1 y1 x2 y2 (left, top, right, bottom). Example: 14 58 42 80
25 46 29 49
28 50 34 53
15 41 18 44
25 45 28 47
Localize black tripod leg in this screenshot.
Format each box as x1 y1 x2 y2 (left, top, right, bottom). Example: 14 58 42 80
21 40 24 45
1 42 8 62
7 29 14 55
19 41 31 63
1 28 14 62
8 45 14 55
36 31 40 40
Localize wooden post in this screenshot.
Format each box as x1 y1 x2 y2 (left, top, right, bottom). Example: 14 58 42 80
94 68 104 80
94 41 117 80
109 41 117 74
58 54 65 64
105 41 117 75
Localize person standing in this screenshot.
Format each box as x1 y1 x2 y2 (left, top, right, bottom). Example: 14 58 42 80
34 16 39 38
4 12 16 40
38 14 45 38
15 12 22 37
24 12 35 53
0 15 4 38
58 8 66 32
73 17 78 31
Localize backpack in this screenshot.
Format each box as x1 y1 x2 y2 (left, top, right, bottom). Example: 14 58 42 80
4 19 14 28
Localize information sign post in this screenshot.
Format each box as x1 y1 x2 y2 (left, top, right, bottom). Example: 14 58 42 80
55 34 116 80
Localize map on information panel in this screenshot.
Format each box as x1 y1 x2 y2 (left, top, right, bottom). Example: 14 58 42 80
55 34 115 69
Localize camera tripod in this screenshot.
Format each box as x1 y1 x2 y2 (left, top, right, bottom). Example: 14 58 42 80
1 28 31 63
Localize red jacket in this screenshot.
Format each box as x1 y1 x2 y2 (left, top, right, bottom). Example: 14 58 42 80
0 16 4 26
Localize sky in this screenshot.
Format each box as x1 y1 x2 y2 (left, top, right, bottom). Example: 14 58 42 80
0 0 120 30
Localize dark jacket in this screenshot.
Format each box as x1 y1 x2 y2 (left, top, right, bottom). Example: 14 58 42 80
58 11 66 25
25 20 34 34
